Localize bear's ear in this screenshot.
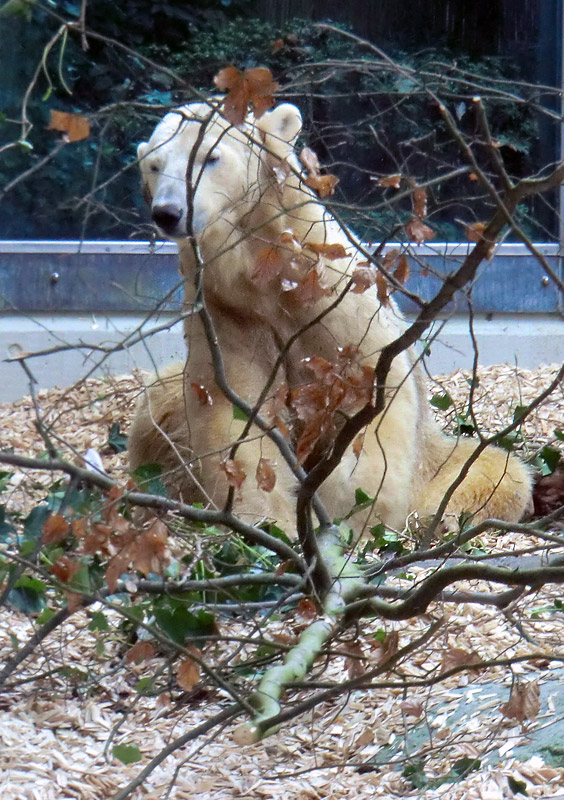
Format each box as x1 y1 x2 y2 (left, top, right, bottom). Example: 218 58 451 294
258 103 302 146
137 142 149 163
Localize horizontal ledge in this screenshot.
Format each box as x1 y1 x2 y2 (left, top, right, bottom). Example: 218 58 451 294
0 240 560 257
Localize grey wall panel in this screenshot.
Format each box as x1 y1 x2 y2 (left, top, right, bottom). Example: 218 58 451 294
0 241 561 315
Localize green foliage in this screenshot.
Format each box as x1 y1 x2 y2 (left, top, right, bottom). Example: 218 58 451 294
7 584 46 613
0 505 16 542
430 393 453 411
531 598 564 619
403 756 481 789
0 3 547 240
154 601 216 646
131 463 168 497
536 445 561 476
232 403 248 421
112 743 142 765
507 776 528 796
107 422 128 454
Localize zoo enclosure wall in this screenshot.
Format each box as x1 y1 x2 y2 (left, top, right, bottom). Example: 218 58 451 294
0 240 562 404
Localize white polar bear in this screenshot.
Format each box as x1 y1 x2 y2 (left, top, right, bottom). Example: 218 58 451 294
129 100 532 535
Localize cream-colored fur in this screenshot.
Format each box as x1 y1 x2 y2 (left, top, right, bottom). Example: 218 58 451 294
129 101 532 535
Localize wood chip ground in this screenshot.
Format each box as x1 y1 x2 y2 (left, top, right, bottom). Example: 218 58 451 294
1 363 564 800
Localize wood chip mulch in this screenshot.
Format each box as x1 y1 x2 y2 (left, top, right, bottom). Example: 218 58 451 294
1 363 564 800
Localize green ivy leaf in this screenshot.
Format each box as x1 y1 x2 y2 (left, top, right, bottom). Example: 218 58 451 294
513 404 528 424
107 422 128 454
14 575 47 594
37 607 56 624
355 487 372 505
19 540 36 557
539 445 561 475
455 414 476 437
403 761 427 789
89 611 109 632
430 393 453 411
0 506 15 542
113 744 142 765
58 666 87 681
23 505 50 541
7 586 46 613
499 431 523 452
232 404 248 421
131 464 168 497
507 775 528 795
0 471 13 493
450 757 481 779
154 604 216 646
134 676 154 693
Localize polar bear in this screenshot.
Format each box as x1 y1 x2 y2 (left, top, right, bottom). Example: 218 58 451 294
129 100 532 535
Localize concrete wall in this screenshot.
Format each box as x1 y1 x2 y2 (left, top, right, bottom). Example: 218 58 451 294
2 311 562 404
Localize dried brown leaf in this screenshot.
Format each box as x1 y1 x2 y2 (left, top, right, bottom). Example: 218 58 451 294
65 592 83 613
190 382 213 406
219 458 247 490
406 216 435 244
256 457 276 492
376 272 390 306
394 254 410 285
413 186 427 218
105 552 129 593
344 642 366 680
252 245 285 287
382 248 400 270
50 555 80 584
177 652 202 691
302 355 334 382
500 681 540 723
82 522 113 555
347 365 375 404
292 268 332 306
291 383 329 424
304 242 348 260
108 484 124 502
48 110 90 142
214 66 279 126
351 267 376 294
376 173 402 189
376 630 399 665
400 700 424 717
42 513 70 545
133 520 169 577
296 419 325 464
305 173 339 198
440 647 482 675
296 597 318 620
352 432 365 460
125 641 155 664
466 221 487 242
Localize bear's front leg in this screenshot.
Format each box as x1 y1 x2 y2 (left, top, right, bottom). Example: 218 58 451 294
128 362 299 535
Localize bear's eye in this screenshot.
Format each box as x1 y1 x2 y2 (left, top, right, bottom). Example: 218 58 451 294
207 151 220 165
150 163 160 174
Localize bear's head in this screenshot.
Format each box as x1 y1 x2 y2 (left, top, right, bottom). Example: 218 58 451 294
137 101 303 241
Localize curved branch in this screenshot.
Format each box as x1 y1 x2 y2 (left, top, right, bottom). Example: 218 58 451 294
0 451 304 569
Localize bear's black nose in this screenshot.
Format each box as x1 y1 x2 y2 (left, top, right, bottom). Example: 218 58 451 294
152 204 183 234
